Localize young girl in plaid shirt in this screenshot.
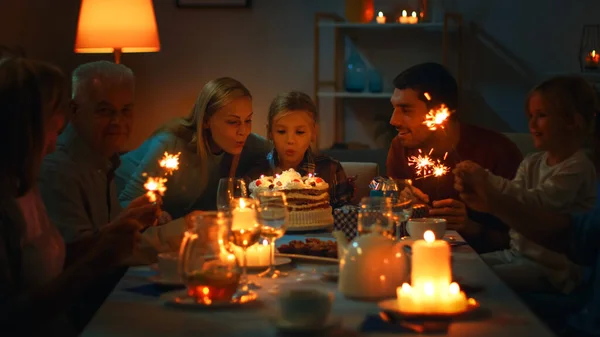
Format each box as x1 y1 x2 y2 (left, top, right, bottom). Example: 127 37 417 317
246 91 353 208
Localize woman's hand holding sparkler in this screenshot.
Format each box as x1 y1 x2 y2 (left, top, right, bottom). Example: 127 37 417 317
400 185 430 204
429 199 468 229
123 194 162 229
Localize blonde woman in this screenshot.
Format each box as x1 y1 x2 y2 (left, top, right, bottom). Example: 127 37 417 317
116 77 271 219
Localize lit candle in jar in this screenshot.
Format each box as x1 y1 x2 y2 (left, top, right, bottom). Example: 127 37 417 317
398 10 408 24
586 50 600 69
232 239 270 267
396 230 468 314
408 11 418 24
231 198 257 229
376 11 386 24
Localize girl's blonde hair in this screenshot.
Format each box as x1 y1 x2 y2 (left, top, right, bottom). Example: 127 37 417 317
0 57 68 199
527 76 599 136
159 77 251 188
267 91 318 139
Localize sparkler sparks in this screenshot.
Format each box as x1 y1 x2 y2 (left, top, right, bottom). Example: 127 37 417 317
144 177 167 202
423 104 451 131
158 152 181 175
408 149 450 180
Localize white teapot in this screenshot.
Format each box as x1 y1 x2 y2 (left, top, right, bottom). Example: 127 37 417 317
333 231 412 301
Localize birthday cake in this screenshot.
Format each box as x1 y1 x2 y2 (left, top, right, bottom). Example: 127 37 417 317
249 169 334 229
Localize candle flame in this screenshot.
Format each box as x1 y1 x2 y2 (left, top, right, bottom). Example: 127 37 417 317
378 11 383 17
449 282 460 295
144 176 167 202
411 11 417 18
262 239 268 246
424 282 434 296
158 152 180 175
424 230 435 242
402 9 407 17
423 104 451 130
593 50 597 57
402 283 412 293
239 198 246 208
423 92 431 101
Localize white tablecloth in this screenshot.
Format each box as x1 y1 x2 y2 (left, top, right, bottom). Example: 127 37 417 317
81 231 556 337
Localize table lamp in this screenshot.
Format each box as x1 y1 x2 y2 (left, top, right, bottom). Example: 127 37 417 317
74 0 160 64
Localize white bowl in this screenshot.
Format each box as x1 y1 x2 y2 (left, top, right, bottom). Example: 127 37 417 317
406 218 446 241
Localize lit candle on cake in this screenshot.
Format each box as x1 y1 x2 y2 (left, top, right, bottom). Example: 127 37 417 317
396 230 468 314
232 239 270 267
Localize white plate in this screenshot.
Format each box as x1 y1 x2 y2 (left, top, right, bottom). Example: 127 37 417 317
276 253 338 264
247 257 292 270
271 316 342 333
148 275 184 286
162 290 259 309
285 223 334 232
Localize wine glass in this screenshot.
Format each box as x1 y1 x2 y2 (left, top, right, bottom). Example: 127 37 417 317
255 191 289 279
229 197 263 291
393 179 416 239
357 197 394 237
179 211 242 304
216 178 248 211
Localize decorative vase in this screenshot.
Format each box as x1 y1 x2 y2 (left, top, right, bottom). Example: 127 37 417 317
345 0 374 23
345 52 367 92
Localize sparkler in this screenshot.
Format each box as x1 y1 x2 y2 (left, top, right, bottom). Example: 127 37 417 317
144 176 167 202
158 152 181 175
408 148 450 181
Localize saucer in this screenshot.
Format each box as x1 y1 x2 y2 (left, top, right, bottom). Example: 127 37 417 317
247 257 292 271
378 298 480 319
271 316 342 334
148 275 184 287
163 290 259 309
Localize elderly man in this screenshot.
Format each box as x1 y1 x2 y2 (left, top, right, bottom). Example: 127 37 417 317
386 62 523 253
39 61 181 330
455 164 600 336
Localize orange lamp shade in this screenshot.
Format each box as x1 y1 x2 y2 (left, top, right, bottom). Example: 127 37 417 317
74 0 160 54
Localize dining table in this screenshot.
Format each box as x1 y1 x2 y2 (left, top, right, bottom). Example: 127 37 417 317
81 231 556 337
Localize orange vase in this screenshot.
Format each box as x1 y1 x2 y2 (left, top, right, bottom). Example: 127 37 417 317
345 0 374 23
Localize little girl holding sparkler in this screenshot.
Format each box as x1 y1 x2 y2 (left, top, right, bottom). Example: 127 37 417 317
455 75 599 294
246 91 353 208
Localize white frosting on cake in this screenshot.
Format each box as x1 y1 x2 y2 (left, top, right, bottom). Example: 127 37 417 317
249 168 329 197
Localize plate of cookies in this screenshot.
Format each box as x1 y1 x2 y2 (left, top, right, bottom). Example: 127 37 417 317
276 238 339 264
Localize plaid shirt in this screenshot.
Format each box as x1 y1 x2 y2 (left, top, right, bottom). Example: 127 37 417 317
245 149 353 208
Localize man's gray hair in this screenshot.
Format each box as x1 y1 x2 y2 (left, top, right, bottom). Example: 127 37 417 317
72 61 134 98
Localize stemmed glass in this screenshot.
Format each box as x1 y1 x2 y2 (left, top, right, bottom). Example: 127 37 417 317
217 178 248 211
229 197 263 291
357 197 394 238
255 191 289 279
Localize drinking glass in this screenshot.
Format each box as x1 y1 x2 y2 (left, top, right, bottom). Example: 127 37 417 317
392 179 415 239
216 178 248 211
230 197 263 291
179 211 241 304
256 191 289 279
357 197 394 237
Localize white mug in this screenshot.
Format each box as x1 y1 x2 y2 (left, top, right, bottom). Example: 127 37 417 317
278 283 333 327
406 218 446 241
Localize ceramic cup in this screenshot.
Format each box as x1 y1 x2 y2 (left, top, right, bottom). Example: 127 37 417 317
278 283 333 327
406 218 447 241
157 251 180 281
